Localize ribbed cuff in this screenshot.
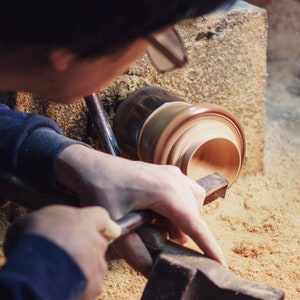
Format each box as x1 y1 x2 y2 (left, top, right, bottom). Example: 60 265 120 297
17 128 90 186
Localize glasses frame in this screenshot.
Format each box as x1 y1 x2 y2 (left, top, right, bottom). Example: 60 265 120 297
146 28 188 73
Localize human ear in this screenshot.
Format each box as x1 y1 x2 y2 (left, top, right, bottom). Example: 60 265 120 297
48 49 75 71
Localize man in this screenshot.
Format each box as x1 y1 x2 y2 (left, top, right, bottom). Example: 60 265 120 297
0 0 236 299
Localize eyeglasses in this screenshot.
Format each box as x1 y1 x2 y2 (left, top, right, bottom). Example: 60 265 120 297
146 28 188 73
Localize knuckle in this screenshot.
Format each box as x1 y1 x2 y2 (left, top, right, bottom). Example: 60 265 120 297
96 206 109 218
85 206 110 220
164 164 182 174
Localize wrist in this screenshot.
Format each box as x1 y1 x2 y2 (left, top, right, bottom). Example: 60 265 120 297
55 144 95 192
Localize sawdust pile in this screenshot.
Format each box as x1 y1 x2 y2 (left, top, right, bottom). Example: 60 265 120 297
196 1 300 299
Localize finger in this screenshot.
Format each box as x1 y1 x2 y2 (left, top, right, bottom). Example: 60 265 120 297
182 215 228 268
153 178 227 267
82 206 121 241
167 227 189 244
154 210 225 267
188 178 207 209
155 189 227 267
112 232 153 276
153 218 188 244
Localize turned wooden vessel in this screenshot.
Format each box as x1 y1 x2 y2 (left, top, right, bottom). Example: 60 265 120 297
114 86 246 186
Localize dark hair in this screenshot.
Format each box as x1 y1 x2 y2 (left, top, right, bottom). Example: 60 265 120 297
0 0 236 59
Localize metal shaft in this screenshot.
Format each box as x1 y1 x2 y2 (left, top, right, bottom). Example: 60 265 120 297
84 93 121 156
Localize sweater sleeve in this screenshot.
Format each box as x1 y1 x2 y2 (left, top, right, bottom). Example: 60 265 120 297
0 233 87 300
0 104 90 185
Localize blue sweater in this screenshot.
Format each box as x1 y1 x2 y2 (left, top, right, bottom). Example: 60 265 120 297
0 234 86 300
0 104 88 299
0 103 81 185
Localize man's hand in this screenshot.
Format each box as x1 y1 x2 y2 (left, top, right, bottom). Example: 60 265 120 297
56 144 227 275
4 205 121 300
